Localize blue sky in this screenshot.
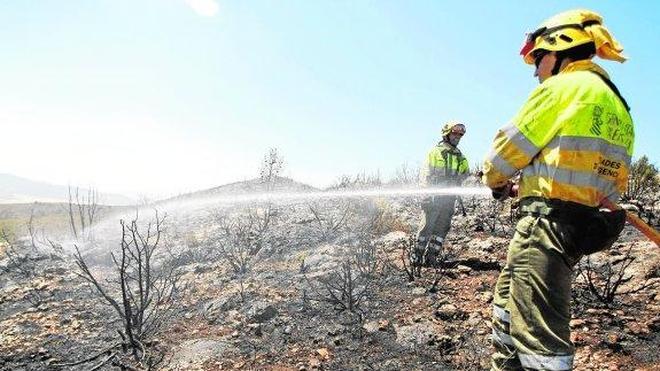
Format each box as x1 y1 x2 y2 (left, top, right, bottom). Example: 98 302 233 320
1 1 658 197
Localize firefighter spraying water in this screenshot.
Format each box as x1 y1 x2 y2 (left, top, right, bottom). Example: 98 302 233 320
480 9 644 371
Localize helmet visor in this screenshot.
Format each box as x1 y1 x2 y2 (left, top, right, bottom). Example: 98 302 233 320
519 27 546 57
520 37 535 57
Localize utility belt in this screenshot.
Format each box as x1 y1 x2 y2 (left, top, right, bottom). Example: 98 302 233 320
518 196 599 223
517 196 626 255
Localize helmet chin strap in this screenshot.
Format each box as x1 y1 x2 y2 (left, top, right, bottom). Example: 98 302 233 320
551 51 568 76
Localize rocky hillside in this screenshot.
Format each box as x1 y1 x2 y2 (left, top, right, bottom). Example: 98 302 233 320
0 191 658 370
164 176 318 201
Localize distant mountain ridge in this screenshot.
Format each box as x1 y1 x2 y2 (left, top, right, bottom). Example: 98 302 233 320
0 173 135 206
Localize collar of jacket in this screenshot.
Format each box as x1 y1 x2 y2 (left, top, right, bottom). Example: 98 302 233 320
560 59 610 79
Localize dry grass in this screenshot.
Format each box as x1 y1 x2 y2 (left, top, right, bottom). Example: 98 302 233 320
0 210 71 237
0 218 22 236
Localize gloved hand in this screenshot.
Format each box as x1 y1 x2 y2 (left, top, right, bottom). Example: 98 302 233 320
491 181 518 201
510 183 519 198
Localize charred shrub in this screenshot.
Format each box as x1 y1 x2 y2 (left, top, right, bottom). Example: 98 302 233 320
575 243 658 306
69 212 185 370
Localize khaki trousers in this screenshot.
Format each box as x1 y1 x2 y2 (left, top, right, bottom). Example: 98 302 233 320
491 214 582 371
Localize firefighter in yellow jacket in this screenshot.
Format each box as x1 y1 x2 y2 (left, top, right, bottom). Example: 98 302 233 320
482 9 633 370
414 122 469 267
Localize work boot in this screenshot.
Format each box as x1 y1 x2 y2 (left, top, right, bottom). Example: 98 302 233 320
410 237 427 268
423 236 444 267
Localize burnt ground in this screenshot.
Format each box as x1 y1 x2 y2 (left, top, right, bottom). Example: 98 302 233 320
0 195 658 371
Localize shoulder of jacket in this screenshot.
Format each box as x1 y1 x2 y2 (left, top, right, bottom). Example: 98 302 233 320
431 142 447 151
543 70 605 92
427 146 442 157
437 143 459 154
537 71 616 109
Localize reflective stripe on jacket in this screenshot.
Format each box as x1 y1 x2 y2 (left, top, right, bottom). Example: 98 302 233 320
423 142 469 185
483 60 634 207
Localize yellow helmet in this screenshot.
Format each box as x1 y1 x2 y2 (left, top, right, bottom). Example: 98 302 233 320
520 9 626 65
441 121 466 137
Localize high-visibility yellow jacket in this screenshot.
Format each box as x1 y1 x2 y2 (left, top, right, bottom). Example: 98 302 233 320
483 60 634 207
422 141 469 186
